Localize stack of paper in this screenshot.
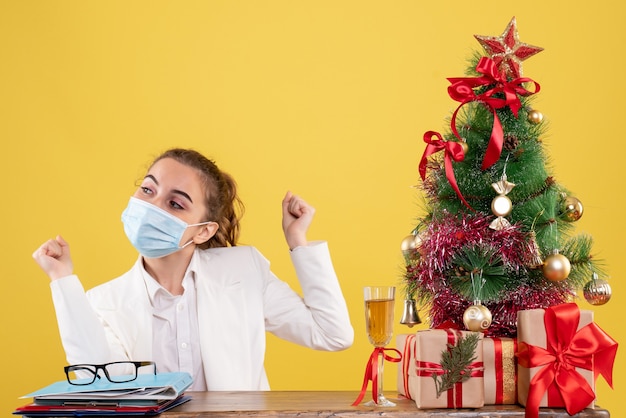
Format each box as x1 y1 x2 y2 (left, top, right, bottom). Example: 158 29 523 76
14 372 192 416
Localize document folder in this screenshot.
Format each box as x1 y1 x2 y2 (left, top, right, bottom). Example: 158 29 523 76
22 372 192 404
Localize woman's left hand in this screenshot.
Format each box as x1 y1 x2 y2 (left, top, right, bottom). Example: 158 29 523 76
282 191 315 250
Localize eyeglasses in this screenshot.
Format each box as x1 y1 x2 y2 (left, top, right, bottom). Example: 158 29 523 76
64 361 157 385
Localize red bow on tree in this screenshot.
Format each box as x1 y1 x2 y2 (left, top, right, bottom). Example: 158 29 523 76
516 303 618 418
419 131 470 209
447 56 540 170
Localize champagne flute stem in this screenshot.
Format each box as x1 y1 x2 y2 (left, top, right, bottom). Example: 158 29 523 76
373 348 395 406
376 350 385 403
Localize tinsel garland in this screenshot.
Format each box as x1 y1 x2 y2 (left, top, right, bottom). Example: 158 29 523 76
427 285 568 337
405 211 570 337
414 211 537 274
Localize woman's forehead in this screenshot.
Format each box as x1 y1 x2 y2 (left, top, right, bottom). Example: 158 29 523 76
147 158 205 194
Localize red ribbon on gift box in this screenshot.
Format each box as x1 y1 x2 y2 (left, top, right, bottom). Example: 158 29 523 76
352 347 402 406
491 337 518 405
447 56 539 170
415 329 484 408
401 334 416 400
516 303 618 418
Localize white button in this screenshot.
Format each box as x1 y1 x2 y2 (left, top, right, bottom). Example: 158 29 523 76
177 303 184 312
181 342 188 349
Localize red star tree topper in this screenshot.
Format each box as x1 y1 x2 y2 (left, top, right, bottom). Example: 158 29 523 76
474 17 543 78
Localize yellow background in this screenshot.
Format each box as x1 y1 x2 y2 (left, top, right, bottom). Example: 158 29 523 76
1 1 624 413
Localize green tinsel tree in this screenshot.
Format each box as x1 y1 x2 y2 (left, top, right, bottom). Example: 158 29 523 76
402 17 611 337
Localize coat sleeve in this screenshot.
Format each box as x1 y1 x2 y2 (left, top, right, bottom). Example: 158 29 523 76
261 241 354 351
50 275 130 365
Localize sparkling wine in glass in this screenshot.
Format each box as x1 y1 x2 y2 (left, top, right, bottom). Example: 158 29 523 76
363 286 396 406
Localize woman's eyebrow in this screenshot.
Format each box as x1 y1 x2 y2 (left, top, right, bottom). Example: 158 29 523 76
144 174 158 184
144 174 193 204
173 189 193 204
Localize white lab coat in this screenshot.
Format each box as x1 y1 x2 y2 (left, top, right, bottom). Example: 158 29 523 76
50 242 353 390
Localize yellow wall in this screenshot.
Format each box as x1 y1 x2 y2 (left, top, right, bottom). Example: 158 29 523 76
1 1 624 413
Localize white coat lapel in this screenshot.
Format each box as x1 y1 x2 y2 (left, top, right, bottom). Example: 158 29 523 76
196 273 252 390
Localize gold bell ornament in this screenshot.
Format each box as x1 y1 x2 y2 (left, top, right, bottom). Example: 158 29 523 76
583 272 612 306
399 298 422 327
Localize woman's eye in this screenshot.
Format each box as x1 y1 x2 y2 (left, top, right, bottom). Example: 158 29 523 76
140 186 153 195
169 200 184 210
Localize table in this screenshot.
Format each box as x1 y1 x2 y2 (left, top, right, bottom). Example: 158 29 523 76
163 391 610 417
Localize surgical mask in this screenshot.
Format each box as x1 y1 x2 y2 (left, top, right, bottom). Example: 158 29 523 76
121 196 212 258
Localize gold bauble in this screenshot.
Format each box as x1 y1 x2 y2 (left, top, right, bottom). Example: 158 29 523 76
542 252 571 282
527 109 543 124
401 234 422 256
583 274 612 306
462 303 492 332
560 196 584 222
491 195 513 217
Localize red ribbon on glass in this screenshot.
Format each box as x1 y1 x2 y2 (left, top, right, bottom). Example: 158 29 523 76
352 347 402 406
418 130 470 209
447 56 540 170
516 303 618 418
415 329 484 408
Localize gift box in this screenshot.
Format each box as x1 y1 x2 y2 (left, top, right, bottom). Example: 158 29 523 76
516 303 618 418
396 334 417 399
482 337 517 405
400 333 515 406
412 329 484 408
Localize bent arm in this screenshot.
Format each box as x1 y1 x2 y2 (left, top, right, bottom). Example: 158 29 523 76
263 242 354 351
50 275 128 365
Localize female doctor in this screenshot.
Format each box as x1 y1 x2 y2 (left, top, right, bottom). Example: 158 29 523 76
32 148 353 391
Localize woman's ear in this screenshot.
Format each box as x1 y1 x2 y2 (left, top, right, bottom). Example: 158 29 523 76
194 222 219 245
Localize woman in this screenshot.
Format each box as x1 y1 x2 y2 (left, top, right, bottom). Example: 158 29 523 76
32 148 353 391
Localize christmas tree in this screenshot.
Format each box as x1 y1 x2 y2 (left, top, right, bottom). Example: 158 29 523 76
402 17 612 337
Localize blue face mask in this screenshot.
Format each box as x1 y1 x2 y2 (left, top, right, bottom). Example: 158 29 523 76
121 196 212 258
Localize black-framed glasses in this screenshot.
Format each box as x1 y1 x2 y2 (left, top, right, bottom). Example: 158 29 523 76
64 361 157 385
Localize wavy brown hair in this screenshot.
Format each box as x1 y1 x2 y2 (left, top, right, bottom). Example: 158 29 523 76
150 148 244 248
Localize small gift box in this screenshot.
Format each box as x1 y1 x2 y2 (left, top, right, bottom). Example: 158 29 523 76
516 303 618 418
482 337 517 405
396 334 417 399
413 329 484 408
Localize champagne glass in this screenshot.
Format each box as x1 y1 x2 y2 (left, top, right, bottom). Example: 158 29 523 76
363 286 396 406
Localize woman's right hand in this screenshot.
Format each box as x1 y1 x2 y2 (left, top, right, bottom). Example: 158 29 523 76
32 235 74 281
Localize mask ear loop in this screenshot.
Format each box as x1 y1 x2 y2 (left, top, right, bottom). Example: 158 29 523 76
187 221 214 227
179 240 195 250
179 221 216 249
